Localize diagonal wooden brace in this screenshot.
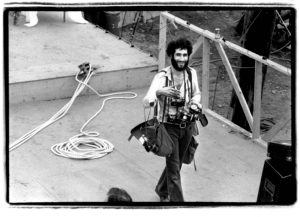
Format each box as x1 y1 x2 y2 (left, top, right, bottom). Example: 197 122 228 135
214 42 254 132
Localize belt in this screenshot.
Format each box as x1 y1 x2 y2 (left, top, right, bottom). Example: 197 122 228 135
165 121 190 129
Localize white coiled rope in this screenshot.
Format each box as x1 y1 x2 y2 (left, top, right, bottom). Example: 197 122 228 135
50 134 115 159
9 63 137 160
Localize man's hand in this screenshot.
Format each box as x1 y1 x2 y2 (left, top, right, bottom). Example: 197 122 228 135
156 86 181 99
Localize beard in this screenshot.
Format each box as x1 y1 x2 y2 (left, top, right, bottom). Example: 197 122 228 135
171 57 189 71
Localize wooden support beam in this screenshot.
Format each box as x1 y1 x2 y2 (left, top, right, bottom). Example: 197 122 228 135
160 11 291 76
224 41 291 76
214 42 254 132
190 35 204 60
253 61 263 139
262 110 291 142
253 138 268 148
201 37 210 110
158 13 167 71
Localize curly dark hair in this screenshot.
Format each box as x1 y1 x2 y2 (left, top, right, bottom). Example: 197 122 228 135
107 187 132 202
166 38 193 57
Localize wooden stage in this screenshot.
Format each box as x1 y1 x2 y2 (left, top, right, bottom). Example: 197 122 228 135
8 11 158 104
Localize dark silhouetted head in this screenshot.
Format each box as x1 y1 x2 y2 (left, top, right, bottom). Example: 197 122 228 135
106 187 132 202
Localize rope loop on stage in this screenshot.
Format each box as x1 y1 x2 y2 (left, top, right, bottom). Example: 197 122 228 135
9 62 137 160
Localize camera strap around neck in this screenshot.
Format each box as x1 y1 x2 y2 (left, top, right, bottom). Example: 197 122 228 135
154 70 168 121
170 67 193 114
154 67 193 121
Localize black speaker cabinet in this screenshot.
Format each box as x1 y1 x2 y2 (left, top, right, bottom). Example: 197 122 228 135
267 140 292 162
257 159 295 204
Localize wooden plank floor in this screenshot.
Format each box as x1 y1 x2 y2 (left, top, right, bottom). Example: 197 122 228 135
9 87 268 203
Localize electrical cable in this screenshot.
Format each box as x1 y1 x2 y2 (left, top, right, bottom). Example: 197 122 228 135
167 22 175 42
145 11 154 32
260 117 276 133
239 10 262 43
190 56 238 67
275 10 291 36
10 63 138 160
270 40 291 54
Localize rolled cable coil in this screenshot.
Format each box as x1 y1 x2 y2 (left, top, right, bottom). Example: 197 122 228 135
10 63 137 160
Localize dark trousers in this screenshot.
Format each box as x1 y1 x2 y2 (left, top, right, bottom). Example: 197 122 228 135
155 122 194 202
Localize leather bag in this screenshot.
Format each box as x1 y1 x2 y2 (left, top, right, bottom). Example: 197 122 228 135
128 75 174 157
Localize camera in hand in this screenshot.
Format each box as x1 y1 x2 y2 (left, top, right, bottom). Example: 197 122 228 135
166 103 208 126
189 104 202 120
166 104 202 124
170 97 185 107
189 103 208 126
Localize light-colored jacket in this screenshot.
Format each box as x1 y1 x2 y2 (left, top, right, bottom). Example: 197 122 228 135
142 66 201 122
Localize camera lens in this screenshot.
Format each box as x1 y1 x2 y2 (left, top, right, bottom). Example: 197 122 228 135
191 104 198 111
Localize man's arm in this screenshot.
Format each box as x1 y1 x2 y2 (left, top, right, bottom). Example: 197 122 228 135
142 73 165 108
